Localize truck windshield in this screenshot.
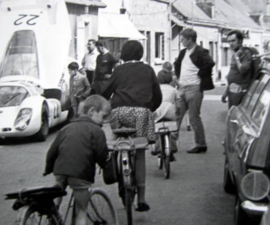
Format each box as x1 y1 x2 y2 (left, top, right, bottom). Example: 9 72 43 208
0 30 39 78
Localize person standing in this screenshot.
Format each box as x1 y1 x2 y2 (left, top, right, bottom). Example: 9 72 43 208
81 39 99 85
68 62 91 119
221 30 253 108
94 41 119 94
174 28 215 154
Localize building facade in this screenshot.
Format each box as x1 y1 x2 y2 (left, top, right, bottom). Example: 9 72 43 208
65 0 105 64
100 0 170 73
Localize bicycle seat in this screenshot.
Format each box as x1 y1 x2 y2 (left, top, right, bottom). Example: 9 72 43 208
113 127 137 137
107 137 148 150
5 186 67 200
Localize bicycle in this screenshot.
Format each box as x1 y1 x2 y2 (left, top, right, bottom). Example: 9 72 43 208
107 128 148 225
154 121 178 179
5 185 119 225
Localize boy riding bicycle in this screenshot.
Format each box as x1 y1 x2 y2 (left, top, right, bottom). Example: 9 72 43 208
44 95 111 225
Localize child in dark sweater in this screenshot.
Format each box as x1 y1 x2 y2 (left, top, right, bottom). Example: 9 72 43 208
44 95 111 225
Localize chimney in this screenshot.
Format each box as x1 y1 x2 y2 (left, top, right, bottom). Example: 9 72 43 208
120 0 126 14
196 0 215 18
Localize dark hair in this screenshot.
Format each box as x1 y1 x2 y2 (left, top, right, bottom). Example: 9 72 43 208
88 39 96 45
180 28 197 42
68 62 79 70
162 61 172 72
121 40 144 62
83 95 111 114
157 71 172 84
95 40 106 48
227 30 244 42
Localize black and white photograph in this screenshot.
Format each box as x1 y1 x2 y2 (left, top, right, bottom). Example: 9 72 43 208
1 0 270 224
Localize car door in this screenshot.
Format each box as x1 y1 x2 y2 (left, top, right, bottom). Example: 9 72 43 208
226 74 270 179
225 79 258 154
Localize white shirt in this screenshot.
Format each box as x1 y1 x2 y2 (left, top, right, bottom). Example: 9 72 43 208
179 46 200 86
82 49 99 71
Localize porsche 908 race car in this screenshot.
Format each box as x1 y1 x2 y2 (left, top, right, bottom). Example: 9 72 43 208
0 79 68 141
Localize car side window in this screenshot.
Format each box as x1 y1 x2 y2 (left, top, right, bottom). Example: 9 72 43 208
251 80 270 128
241 80 259 109
245 75 270 115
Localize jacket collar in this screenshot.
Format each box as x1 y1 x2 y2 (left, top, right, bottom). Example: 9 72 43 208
74 116 102 127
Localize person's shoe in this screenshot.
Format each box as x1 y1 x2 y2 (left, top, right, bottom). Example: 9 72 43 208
151 150 158 156
170 154 176 162
187 146 207 154
136 202 150 212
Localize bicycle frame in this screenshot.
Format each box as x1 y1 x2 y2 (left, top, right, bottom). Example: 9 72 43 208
6 186 119 225
157 128 171 156
107 129 148 225
113 136 137 188
155 121 178 179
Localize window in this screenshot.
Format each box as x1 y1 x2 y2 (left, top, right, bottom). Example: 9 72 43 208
222 47 229 66
200 41 203 47
209 41 214 58
155 32 164 60
252 80 270 127
245 75 270 115
0 30 39 78
0 86 29 107
242 79 259 109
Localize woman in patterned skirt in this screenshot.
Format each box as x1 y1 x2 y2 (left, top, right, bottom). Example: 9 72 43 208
102 40 162 212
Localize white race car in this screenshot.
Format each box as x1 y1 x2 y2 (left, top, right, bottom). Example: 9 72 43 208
0 0 72 141
0 79 68 141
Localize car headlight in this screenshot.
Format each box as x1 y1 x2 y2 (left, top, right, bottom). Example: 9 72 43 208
241 171 270 201
14 108 32 131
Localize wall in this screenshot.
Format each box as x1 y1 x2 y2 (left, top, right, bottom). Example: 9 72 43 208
128 0 170 73
66 4 99 65
100 0 170 73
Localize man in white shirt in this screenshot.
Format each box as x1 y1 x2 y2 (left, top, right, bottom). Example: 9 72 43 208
82 39 99 85
174 28 215 154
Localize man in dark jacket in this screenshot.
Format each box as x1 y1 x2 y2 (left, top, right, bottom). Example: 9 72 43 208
174 28 215 154
44 95 111 225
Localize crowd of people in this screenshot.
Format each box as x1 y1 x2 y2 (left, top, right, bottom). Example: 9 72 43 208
43 28 255 225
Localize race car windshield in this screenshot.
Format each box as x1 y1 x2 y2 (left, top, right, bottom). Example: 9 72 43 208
0 86 29 107
0 30 39 78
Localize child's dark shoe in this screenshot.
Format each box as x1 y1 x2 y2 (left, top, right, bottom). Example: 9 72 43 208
136 202 150 212
151 150 158 156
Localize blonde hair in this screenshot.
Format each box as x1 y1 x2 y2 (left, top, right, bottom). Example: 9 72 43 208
83 95 111 114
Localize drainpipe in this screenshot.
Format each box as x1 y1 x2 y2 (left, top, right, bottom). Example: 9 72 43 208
169 0 172 62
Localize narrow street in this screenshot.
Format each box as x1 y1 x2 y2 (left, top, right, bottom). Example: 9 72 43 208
0 85 236 225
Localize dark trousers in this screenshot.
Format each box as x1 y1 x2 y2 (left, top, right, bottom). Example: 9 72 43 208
86 70 94 85
93 80 109 95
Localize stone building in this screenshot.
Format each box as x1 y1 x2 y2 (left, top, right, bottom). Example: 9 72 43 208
65 0 106 64
100 0 171 72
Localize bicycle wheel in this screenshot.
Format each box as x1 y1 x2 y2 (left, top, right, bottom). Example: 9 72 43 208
125 188 133 225
157 135 163 170
87 188 118 225
163 134 170 179
17 205 59 225
157 154 163 170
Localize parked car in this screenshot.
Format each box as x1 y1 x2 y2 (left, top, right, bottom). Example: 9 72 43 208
223 61 270 225
260 207 270 225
